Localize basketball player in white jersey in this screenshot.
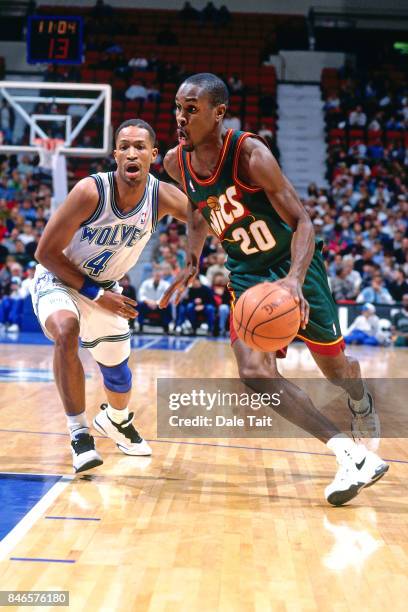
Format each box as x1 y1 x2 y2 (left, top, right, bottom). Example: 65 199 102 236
32 119 188 472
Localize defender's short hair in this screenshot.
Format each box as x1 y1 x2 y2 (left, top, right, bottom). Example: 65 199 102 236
181 73 229 107
115 119 156 146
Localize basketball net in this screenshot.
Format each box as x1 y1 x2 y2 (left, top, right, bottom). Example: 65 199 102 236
34 138 68 210
34 137 65 171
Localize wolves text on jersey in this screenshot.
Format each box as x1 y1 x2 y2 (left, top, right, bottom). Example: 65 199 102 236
80 224 148 248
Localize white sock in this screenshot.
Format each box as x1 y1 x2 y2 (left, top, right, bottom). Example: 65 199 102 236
349 382 371 415
327 434 366 463
66 412 88 440
107 403 129 424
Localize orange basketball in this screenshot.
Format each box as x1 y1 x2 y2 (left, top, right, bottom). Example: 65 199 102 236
233 282 301 352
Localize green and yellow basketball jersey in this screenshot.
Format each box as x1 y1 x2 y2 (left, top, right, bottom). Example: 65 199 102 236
178 129 297 275
178 129 344 349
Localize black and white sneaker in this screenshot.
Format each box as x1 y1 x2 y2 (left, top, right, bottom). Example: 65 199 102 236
71 433 103 473
93 404 152 456
349 392 380 451
325 449 389 507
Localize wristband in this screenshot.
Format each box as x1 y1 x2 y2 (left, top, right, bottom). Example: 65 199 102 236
79 277 101 300
94 288 105 302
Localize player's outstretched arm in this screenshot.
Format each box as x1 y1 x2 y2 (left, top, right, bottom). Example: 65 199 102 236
159 148 208 308
244 138 314 327
159 197 208 308
158 181 188 223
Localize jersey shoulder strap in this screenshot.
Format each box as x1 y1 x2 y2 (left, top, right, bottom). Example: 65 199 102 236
80 171 108 227
232 132 265 194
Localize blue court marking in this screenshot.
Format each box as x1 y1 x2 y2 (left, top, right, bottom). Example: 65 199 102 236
130 335 195 352
0 427 407 465
0 366 91 383
0 332 52 346
0 367 55 383
45 516 100 521
0 473 62 541
10 557 75 563
0 331 196 352
143 336 195 351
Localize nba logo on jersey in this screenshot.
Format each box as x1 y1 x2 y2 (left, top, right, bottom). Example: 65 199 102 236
189 179 196 192
140 211 147 225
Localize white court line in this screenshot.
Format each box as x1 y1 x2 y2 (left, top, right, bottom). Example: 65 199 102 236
184 338 198 353
0 474 73 561
132 338 163 351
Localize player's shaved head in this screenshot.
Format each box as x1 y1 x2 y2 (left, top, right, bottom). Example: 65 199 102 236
180 73 229 107
115 119 156 146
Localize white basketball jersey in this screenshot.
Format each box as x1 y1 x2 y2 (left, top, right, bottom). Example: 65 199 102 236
64 171 159 283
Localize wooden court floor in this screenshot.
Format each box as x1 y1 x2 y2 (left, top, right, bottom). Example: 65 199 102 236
0 338 407 611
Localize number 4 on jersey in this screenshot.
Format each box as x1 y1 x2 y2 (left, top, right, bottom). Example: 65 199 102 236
83 249 115 277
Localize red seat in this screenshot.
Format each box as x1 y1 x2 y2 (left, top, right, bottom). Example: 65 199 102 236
349 129 364 139
329 128 346 138
367 129 382 139
74 168 89 180
125 101 141 112
111 111 122 124
386 130 403 142
140 111 155 123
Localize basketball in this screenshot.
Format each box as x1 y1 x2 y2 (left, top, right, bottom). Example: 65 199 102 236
233 282 301 352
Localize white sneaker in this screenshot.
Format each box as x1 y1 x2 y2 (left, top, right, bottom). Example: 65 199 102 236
93 405 152 456
349 392 380 451
325 449 389 507
7 324 19 333
71 433 103 473
182 320 192 332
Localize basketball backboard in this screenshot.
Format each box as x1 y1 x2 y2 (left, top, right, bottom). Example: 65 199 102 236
0 80 111 157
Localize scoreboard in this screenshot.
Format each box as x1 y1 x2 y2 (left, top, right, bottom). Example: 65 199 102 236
27 16 84 64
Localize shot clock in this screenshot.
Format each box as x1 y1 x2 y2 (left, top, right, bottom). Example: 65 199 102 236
27 16 84 64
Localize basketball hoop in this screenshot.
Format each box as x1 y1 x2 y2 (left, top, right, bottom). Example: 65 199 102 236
34 137 65 171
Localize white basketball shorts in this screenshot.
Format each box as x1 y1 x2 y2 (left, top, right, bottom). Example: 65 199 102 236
30 264 131 366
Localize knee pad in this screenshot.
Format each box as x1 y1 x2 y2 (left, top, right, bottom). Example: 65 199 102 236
98 358 132 393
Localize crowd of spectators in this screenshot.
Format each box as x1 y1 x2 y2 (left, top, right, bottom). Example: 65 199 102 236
1 117 407 341
0 52 407 345
0 152 54 331
307 62 406 346
323 65 408 185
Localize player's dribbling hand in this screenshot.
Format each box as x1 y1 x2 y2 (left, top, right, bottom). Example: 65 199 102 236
96 291 138 319
276 276 309 329
159 263 197 308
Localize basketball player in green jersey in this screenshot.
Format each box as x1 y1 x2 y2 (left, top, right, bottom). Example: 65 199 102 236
160 73 388 506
